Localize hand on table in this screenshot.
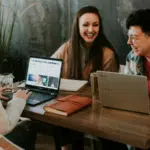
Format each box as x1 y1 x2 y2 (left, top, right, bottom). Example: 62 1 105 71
13 89 32 101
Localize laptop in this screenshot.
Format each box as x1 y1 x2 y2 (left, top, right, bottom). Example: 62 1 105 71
96 71 150 114
24 56 63 106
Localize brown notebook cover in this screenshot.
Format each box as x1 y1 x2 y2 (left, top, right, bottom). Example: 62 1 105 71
43 95 92 116
0 135 23 150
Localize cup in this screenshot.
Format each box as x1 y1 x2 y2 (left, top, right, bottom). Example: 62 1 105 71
0 73 14 89
90 72 99 100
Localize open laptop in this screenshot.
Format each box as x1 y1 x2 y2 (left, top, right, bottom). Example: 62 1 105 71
24 56 63 106
96 71 150 114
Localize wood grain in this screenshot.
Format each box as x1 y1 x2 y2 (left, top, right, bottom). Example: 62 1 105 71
22 86 150 149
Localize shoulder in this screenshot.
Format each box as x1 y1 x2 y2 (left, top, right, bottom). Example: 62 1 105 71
102 47 118 72
51 41 70 59
103 47 115 59
58 41 70 53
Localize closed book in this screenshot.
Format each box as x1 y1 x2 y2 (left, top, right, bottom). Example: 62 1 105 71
43 95 92 116
0 135 23 150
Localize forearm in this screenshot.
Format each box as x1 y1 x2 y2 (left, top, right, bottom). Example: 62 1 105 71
0 98 26 135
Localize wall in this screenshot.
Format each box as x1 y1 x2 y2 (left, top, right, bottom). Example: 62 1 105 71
69 0 150 64
10 0 69 59
3 0 150 65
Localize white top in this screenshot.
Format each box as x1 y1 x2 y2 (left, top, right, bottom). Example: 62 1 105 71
0 97 26 135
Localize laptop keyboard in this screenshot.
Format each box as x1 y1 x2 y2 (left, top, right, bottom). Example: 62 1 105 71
28 92 52 102
2 91 54 105
27 92 54 106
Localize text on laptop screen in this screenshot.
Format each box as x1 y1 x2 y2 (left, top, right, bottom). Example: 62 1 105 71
26 57 62 90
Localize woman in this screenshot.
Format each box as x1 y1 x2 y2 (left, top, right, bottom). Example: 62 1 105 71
0 87 36 150
52 6 119 80
52 6 126 150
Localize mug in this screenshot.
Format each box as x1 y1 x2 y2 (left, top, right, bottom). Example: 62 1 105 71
0 73 14 89
90 72 99 100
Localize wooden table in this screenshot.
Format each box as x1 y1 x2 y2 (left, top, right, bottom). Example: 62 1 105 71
22 86 150 149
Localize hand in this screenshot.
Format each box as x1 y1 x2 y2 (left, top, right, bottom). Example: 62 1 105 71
0 87 12 100
13 89 32 101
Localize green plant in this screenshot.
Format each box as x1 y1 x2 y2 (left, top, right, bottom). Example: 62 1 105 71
0 1 17 62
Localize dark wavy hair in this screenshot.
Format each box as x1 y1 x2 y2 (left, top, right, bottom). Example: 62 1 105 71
68 6 119 79
126 9 150 35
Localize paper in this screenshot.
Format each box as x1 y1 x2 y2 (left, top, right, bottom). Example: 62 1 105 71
60 78 88 91
17 82 25 88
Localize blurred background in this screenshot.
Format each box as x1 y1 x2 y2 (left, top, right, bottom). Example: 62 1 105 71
1 0 150 80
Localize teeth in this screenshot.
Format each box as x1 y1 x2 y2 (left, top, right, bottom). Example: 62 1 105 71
87 33 94 36
86 34 94 38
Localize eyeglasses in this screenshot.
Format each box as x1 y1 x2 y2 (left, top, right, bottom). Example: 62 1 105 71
127 34 140 41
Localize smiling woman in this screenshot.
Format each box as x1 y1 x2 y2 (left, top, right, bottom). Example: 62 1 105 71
51 5 123 150
79 13 100 47
52 6 119 80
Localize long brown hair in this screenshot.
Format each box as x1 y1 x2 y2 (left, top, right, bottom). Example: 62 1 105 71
68 6 119 79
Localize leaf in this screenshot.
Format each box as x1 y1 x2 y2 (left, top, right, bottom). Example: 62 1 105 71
0 1 18 61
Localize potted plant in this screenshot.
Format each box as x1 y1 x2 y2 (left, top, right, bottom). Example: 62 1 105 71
0 1 40 81
0 1 17 73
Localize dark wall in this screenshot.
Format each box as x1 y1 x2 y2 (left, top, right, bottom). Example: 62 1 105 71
5 0 150 65
11 0 69 59
69 0 150 64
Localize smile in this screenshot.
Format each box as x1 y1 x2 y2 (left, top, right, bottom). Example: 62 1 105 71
85 33 96 38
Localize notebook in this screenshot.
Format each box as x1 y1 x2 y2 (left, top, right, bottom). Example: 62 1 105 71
0 134 23 150
24 56 63 106
96 71 150 114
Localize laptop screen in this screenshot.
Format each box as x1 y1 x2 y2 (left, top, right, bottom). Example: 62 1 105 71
25 57 62 91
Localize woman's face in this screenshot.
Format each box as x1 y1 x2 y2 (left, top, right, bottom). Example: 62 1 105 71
79 13 100 47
